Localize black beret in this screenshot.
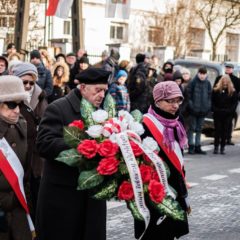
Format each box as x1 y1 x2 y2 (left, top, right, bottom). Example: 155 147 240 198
75 68 111 84
55 53 66 60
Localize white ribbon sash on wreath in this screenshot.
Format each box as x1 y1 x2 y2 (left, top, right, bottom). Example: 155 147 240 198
116 132 150 239
0 138 35 236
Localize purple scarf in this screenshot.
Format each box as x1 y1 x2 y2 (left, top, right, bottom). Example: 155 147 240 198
148 106 188 150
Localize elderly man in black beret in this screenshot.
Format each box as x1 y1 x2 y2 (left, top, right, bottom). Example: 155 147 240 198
36 68 111 240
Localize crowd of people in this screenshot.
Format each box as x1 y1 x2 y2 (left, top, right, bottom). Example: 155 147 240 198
0 42 239 240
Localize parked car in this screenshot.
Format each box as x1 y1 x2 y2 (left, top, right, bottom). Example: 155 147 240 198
174 58 240 134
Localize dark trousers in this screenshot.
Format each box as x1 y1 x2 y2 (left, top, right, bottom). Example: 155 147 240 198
214 115 232 148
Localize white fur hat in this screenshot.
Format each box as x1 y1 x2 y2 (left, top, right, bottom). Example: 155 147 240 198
0 75 29 102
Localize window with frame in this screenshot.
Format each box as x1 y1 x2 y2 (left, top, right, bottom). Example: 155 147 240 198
110 23 127 41
148 27 164 45
63 20 71 35
0 17 7 27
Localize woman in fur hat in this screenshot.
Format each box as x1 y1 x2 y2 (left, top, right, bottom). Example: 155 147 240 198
48 61 70 103
0 76 33 240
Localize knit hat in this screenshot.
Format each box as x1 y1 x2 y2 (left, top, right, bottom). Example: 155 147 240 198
116 70 128 80
55 53 66 61
0 75 29 102
30 50 41 60
12 62 38 81
75 68 111 84
153 81 183 103
79 56 89 64
173 70 183 81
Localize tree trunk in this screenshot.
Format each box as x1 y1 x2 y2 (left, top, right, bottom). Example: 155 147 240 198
212 43 217 61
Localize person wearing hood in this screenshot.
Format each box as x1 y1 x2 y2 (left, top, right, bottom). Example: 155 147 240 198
109 70 130 111
48 62 70 103
12 62 48 222
0 75 33 240
102 48 120 84
30 49 53 97
158 60 174 82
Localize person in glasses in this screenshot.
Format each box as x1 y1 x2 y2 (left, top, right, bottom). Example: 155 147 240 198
12 62 48 222
185 67 212 154
0 75 32 240
135 81 190 240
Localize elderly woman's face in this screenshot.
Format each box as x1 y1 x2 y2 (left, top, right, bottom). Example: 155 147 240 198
156 97 182 115
0 102 21 123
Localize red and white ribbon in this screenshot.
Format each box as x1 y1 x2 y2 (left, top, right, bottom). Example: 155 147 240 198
0 138 35 237
116 132 150 239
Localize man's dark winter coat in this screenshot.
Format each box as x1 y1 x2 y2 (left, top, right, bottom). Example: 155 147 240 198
36 89 106 240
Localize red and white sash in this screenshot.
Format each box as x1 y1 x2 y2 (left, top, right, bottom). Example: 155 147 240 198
143 114 185 178
0 138 35 237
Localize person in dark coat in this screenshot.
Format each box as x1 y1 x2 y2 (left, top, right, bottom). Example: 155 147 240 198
186 67 212 154
0 75 32 240
12 62 48 222
48 61 70 103
135 81 190 240
30 49 53 97
102 48 120 84
128 54 154 113
36 68 111 240
69 55 90 89
214 63 240 145
212 74 238 154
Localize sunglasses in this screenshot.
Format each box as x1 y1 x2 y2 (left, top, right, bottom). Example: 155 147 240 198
23 80 35 86
164 99 183 105
4 101 23 109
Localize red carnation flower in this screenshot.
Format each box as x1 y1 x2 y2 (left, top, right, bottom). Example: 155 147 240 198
98 139 119 157
148 180 165 204
118 181 134 201
151 170 160 182
77 139 98 159
130 141 143 157
97 157 119 175
139 164 153 183
68 120 84 130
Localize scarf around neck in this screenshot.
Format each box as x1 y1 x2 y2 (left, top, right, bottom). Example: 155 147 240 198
148 105 188 150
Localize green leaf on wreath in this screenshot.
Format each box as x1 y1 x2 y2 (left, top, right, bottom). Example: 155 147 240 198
130 109 143 123
56 149 84 167
118 162 129 175
77 169 104 190
127 201 144 221
103 93 116 118
92 179 118 200
64 126 85 148
163 161 170 178
80 98 96 127
152 196 186 222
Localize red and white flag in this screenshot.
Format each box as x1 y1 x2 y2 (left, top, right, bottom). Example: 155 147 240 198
46 0 74 19
105 0 131 19
0 138 35 237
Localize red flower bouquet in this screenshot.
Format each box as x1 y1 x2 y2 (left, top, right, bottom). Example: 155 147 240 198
56 95 186 231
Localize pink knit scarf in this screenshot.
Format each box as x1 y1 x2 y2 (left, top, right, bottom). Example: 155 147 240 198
148 106 188 150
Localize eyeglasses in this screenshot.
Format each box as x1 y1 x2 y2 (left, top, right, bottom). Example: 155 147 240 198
23 80 35 86
164 99 183 105
4 101 23 109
